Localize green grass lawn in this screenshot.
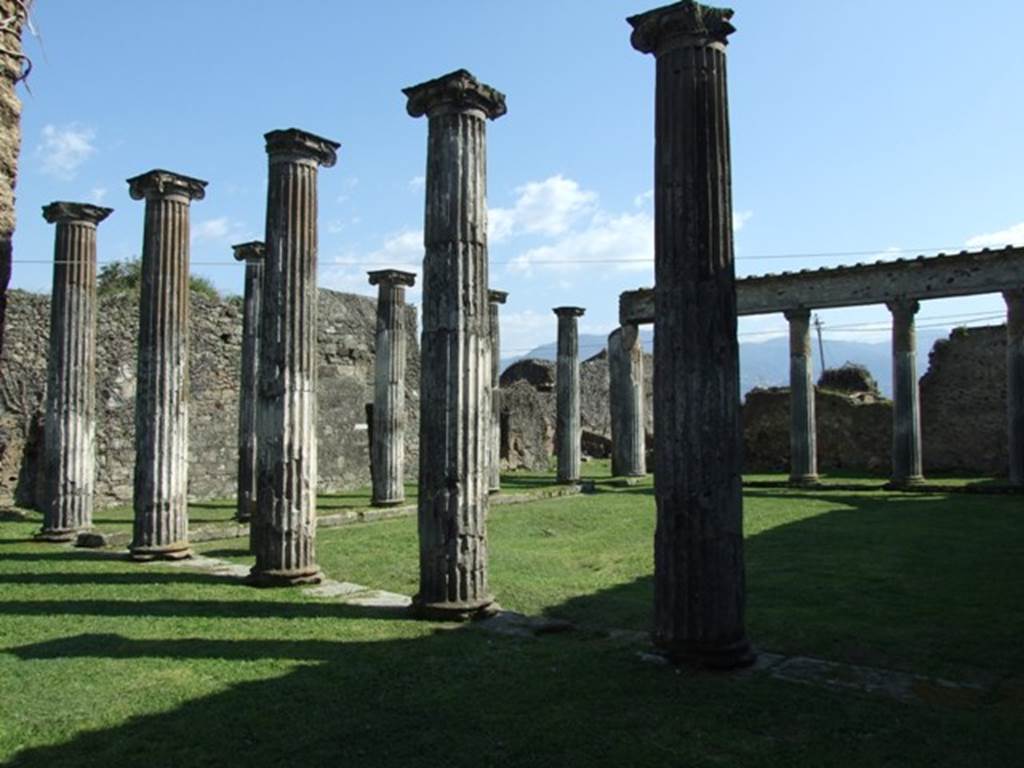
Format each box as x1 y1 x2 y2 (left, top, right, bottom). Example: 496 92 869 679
1 479 1022 766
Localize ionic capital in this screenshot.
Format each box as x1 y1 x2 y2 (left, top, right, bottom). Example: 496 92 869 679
886 298 920 320
403 69 507 120
488 290 509 305
553 306 586 318
127 169 207 203
42 201 113 226
628 1 735 56
232 241 266 264
368 269 417 288
783 307 811 323
264 128 340 168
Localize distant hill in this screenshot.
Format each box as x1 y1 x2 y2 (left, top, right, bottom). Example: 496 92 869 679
501 328 951 399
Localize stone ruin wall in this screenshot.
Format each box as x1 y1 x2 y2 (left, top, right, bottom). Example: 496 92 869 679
501 325 1010 477
0 0 25 359
0 287 419 508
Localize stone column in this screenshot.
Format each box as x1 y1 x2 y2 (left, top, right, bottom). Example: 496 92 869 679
554 306 585 484
1005 290 1023 486
249 128 339 587
488 289 508 493
368 269 416 507
404 69 506 619
609 323 646 478
785 308 818 485
127 170 206 561
36 202 112 541
629 1 754 668
232 241 265 522
888 298 924 487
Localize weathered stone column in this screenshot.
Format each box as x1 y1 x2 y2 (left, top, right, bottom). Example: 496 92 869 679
37 202 112 541
554 306 585 484
609 323 646 478
128 170 206 561
1005 290 1024 486
488 289 508 493
404 69 506 619
629 1 754 668
785 308 818 485
232 241 265 522
888 298 924 487
249 128 338 587
368 269 416 507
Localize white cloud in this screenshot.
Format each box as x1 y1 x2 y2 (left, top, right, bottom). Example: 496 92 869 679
506 211 654 276
192 217 248 243
633 189 653 208
408 175 425 191
966 222 1024 249
497 309 555 358
321 229 423 298
733 209 753 232
489 175 598 243
37 123 96 180
88 186 107 203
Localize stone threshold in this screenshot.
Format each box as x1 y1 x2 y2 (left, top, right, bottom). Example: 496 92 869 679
69 482 590 550
743 479 1022 495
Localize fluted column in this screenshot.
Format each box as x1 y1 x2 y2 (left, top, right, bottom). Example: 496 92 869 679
785 308 818 485
369 269 416 506
630 1 754 668
37 202 112 541
488 289 508 493
233 241 265 522
405 69 506 619
888 298 924 487
249 128 338 587
128 170 206 561
609 323 646 478
554 306 585 484
1005 290 1023 486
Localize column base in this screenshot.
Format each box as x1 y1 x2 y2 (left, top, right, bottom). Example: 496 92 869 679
370 498 406 508
885 476 926 491
410 595 500 622
787 474 820 488
488 487 501 495
616 475 646 487
129 542 192 561
34 527 87 543
654 636 757 671
245 567 324 588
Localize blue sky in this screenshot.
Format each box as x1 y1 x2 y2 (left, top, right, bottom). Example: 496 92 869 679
9 0 1024 360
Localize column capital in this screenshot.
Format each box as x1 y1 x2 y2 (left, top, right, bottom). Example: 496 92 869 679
264 128 340 168
368 269 417 288
232 241 265 264
783 307 811 322
886 298 921 318
553 306 586 318
403 69 507 120
127 169 207 202
628 1 735 56
488 289 509 305
42 201 113 226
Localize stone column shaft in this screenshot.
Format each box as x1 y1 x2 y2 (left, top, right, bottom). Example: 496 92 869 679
785 308 818 485
369 269 416 506
555 306 585 484
128 170 206 561
250 128 338 586
38 202 112 540
405 69 506 619
888 298 924 486
630 1 753 668
609 323 646 478
488 290 508 493
233 241 265 522
1006 290 1024 486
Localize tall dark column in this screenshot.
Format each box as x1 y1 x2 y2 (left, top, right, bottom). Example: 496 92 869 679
554 306 585 484
609 323 646 478
785 308 818 485
405 69 506 620
1005 290 1023 486
249 128 339 587
488 290 508 493
888 298 924 487
368 269 416 507
37 202 112 541
127 170 206 561
232 241 265 522
629 1 754 668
